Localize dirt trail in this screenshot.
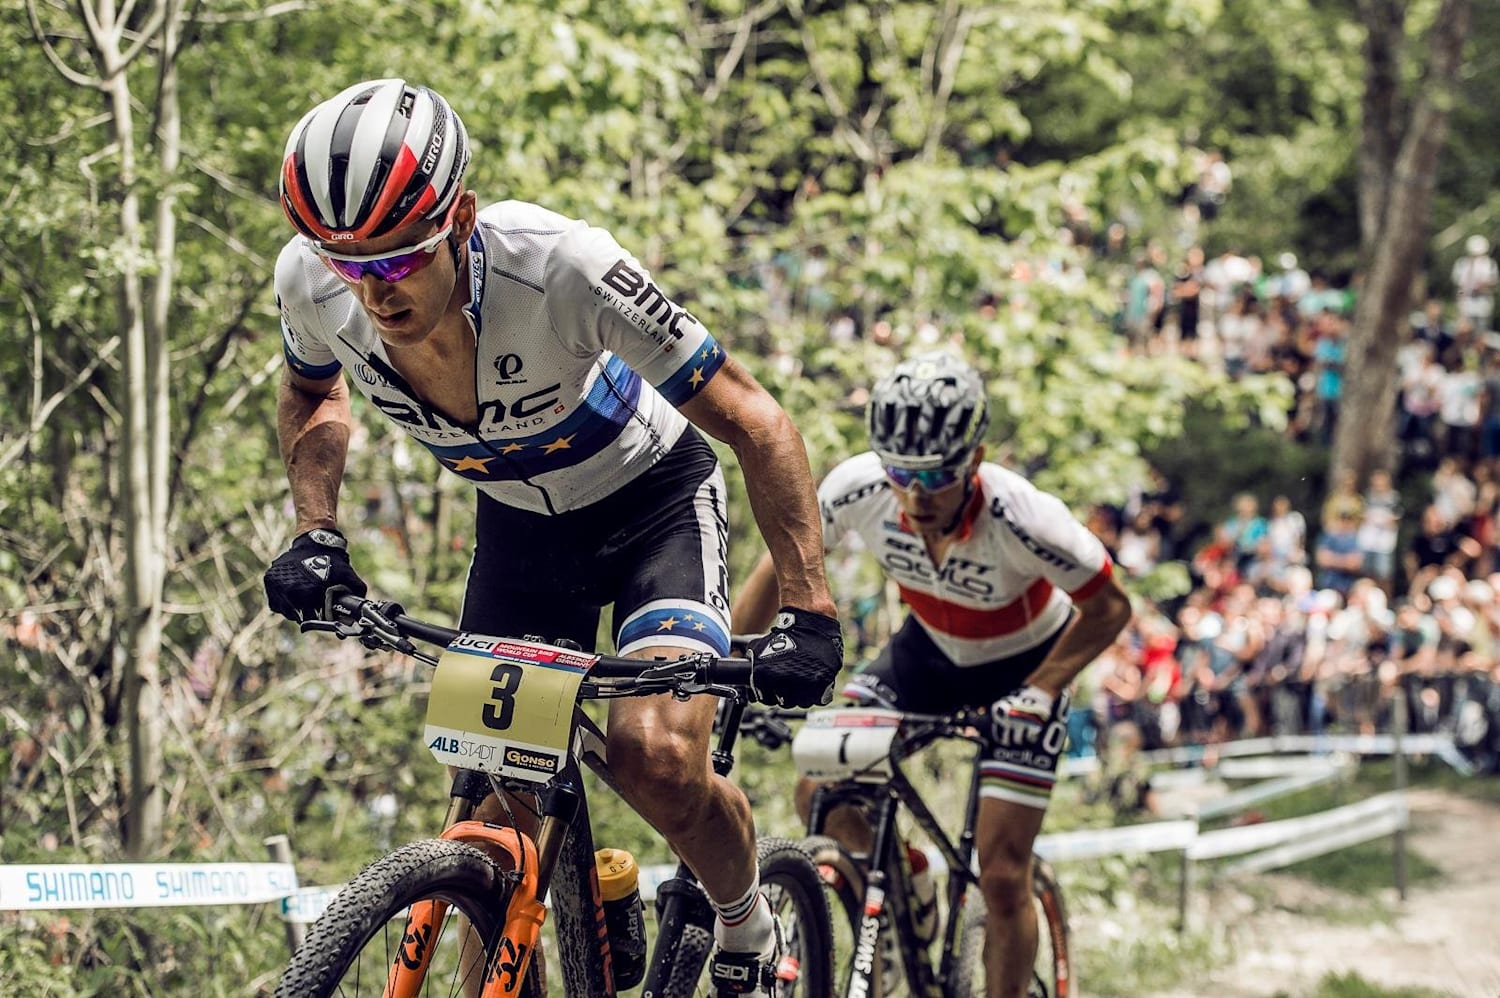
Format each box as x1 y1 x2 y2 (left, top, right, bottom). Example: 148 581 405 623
1159 788 1500 998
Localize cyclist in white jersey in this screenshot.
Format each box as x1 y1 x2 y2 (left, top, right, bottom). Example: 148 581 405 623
262 78 843 995
737 352 1132 998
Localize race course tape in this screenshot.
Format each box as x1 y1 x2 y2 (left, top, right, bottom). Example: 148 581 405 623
0 862 298 912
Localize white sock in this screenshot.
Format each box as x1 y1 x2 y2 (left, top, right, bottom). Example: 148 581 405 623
712 870 774 954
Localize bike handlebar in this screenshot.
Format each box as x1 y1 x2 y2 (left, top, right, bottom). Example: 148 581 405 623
738 702 993 751
304 593 754 694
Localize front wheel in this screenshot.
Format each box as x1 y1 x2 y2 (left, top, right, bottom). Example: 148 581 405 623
657 837 836 997
274 838 544 998
758 837 836 997
954 856 1072 998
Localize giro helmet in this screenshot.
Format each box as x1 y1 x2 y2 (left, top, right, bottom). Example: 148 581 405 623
280 79 470 243
867 352 990 470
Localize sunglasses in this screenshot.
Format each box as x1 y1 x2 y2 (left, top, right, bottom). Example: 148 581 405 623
884 464 966 491
316 225 453 283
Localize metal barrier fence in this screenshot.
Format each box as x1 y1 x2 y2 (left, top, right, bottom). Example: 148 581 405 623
0 724 1453 940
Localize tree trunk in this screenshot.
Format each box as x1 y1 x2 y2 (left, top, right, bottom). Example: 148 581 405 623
1356 0 1406 245
1334 0 1472 486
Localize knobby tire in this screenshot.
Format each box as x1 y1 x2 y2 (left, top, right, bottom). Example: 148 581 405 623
275 837 545 998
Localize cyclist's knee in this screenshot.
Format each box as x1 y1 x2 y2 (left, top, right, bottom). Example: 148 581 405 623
609 728 712 820
977 854 1033 917
794 776 818 821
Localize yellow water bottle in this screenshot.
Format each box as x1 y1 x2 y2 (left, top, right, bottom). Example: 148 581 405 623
595 848 648 990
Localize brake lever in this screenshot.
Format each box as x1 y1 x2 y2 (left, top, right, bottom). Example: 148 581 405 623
356 602 418 656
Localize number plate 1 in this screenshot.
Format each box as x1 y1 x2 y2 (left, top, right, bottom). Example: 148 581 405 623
791 707 903 782
423 634 597 783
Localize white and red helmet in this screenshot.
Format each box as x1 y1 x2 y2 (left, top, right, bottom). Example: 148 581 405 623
280 79 470 243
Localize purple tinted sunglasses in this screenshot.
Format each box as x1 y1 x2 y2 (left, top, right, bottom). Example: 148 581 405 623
316 225 452 283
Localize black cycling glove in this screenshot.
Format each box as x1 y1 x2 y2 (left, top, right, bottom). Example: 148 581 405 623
747 606 845 708
263 528 367 622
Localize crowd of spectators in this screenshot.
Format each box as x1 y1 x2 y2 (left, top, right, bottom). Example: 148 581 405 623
760 175 1500 775
1080 429 1500 773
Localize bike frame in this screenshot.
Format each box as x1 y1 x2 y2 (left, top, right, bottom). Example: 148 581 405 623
805 720 987 998
384 694 753 997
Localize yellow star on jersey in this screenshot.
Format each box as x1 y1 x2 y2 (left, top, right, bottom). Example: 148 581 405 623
447 455 494 474
700 344 720 360
500 442 525 454
692 621 707 631
541 434 576 454
657 616 680 631
689 367 705 390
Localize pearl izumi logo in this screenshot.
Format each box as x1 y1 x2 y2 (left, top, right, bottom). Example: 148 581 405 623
494 353 526 385
503 747 558 774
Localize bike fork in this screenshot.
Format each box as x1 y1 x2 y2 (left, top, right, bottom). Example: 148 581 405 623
638 862 716 997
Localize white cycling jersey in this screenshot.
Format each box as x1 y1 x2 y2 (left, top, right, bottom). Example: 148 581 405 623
274 200 727 515
819 452 1114 666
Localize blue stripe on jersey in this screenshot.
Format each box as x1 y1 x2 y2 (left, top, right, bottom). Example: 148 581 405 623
656 336 726 406
420 354 641 481
283 337 341 380
617 607 730 656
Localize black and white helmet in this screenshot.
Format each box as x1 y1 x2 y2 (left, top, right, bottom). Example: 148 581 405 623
866 352 990 469
280 79 470 243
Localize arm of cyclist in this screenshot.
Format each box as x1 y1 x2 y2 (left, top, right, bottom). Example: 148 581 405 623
732 549 782 636
263 365 367 622
993 572 1132 741
679 363 843 706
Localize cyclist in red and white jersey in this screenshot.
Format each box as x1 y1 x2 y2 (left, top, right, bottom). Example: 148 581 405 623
737 352 1132 998
262 78 842 994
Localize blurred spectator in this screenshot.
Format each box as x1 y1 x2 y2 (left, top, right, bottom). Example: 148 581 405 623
1312 312 1348 446
1431 456 1477 528
1399 343 1445 468
1124 252 1165 352
1437 349 1483 461
1218 492 1268 572
1453 234 1497 333
1412 298 1455 358
1322 468 1365 529
1404 502 1481 595
1358 469 1403 593
1116 509 1163 578
1266 494 1308 568
1172 247 1205 358
1273 252 1311 303
1314 506 1365 597
1217 289 1264 378
1481 341 1500 460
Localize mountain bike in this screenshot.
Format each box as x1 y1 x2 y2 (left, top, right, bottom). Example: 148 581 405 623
274 595 834 997
740 704 1071 998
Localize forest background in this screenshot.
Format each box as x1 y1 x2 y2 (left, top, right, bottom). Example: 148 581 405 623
1 0 1496 992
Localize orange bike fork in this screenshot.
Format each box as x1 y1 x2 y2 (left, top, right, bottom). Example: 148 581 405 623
383 821 548 998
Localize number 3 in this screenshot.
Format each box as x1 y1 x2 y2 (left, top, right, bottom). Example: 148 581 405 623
483 663 523 730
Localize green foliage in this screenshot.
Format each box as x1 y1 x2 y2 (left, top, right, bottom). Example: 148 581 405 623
1148 397 1323 549
1 0 1494 993
1298 972 1451 998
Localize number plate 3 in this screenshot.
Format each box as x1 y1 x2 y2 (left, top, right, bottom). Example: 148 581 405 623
423 634 597 783
791 708 902 782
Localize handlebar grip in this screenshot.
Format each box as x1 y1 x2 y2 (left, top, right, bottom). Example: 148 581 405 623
706 657 755 687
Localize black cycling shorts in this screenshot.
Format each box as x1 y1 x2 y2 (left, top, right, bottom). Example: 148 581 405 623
460 429 732 656
843 613 1072 810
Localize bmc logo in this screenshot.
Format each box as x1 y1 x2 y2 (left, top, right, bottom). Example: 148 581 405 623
599 260 699 339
